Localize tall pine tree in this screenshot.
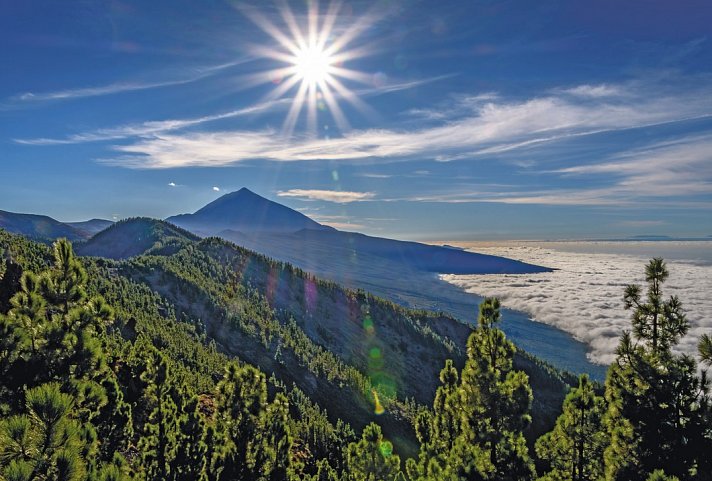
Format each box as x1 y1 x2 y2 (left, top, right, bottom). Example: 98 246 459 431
604 258 710 481
408 297 534 481
535 374 607 481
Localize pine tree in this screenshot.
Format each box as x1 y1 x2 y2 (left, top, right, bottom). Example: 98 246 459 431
604 258 710 481
457 297 535 481
8 271 46 356
0 383 87 481
699 334 712 367
622 258 687 357
407 360 462 480
253 393 293 480
535 375 607 481
212 362 270 481
345 423 401 481
170 395 209 481
408 298 534 481
311 458 339 481
137 350 179 480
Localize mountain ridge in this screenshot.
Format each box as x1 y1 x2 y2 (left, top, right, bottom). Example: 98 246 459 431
76 217 199 259
167 187 333 235
167 188 551 275
0 209 87 242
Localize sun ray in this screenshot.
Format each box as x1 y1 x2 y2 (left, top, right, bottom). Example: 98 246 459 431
240 5 300 56
322 10 378 57
277 0 308 50
263 73 302 102
247 44 297 65
318 79 350 131
317 0 341 50
307 82 318 134
308 0 319 48
245 0 378 136
283 80 309 136
327 66 373 85
326 76 377 117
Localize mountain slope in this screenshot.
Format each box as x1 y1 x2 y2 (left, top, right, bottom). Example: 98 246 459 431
168 188 550 275
227 228 549 275
65 218 114 236
76 217 199 259
167 187 333 235
1 227 574 458
0 209 85 242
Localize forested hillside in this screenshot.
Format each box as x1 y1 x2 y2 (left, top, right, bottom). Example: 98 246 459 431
1 228 711 480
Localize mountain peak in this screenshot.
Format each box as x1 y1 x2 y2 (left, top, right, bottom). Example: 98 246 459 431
166 188 332 236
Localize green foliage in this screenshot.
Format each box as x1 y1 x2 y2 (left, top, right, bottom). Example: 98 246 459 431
137 349 179 480
3 231 712 481
604 258 710 481
699 334 712 367
535 375 607 481
0 383 86 481
646 470 681 481
409 298 534 481
345 423 401 481
622 258 688 357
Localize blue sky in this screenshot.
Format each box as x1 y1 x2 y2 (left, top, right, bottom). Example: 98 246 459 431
2 0 712 240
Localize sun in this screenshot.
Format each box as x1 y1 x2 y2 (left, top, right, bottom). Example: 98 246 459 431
292 45 333 86
241 1 377 136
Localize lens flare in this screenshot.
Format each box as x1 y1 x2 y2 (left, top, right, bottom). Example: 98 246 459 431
372 389 385 415
240 1 378 136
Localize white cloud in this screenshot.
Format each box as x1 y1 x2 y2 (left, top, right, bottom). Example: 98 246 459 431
95 80 712 170
168 182 177 187
213 186 221 192
357 173 393 179
442 243 712 365
8 59 251 104
396 134 712 206
277 189 375 203
14 76 446 145
320 221 366 230
310 216 367 230
561 84 623 98
14 101 284 145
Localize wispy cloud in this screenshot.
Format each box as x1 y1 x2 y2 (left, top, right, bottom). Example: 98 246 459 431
14 76 442 146
560 84 623 98
309 214 366 230
277 189 375 203
400 134 712 207
168 182 177 187
15 101 284 145
320 221 366 230
213 186 221 192
8 59 252 104
357 173 393 179
94 79 712 169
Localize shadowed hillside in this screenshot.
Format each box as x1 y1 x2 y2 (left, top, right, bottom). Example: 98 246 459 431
0 209 86 242
76 217 199 259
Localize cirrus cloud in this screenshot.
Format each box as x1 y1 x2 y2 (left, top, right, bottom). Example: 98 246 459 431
277 189 375 203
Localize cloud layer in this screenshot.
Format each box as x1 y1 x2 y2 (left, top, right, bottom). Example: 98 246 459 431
442 242 712 365
277 189 374 203
90 80 712 171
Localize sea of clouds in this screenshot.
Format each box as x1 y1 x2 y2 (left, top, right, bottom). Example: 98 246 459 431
441 242 712 365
